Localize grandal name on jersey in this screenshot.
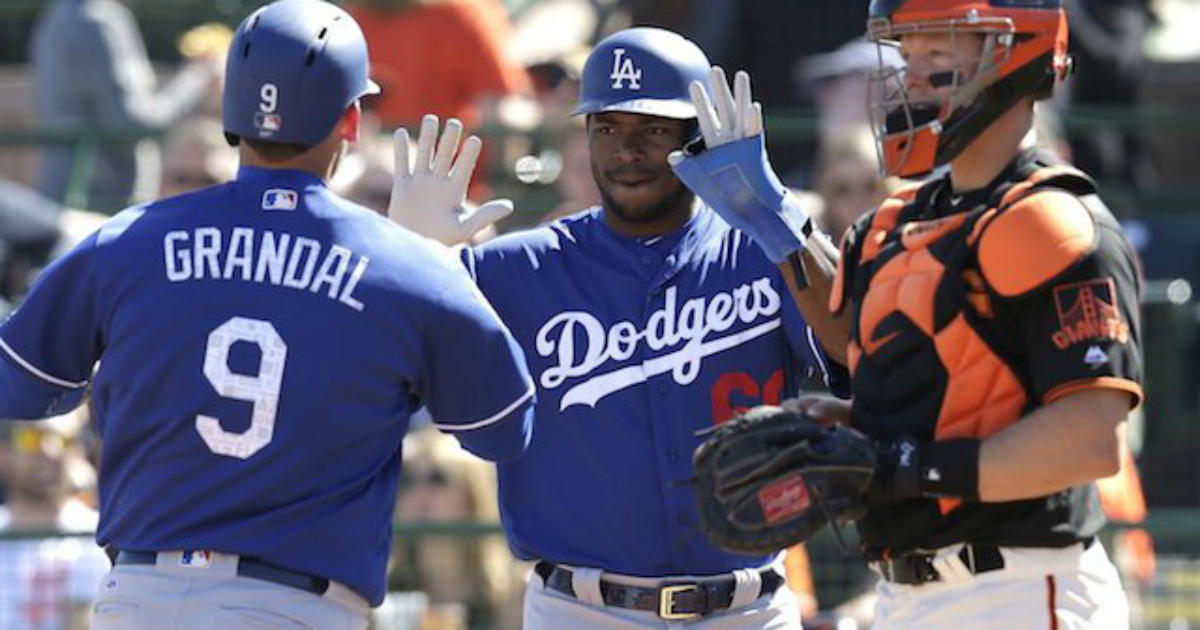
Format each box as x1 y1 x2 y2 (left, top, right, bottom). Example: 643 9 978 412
163 227 370 311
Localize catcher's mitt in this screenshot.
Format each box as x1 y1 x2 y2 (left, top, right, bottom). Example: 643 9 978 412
692 405 876 555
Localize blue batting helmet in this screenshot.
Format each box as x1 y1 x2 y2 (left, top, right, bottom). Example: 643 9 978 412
572 27 710 120
222 0 380 146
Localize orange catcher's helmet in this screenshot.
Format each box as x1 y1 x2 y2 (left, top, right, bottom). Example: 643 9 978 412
866 0 1071 178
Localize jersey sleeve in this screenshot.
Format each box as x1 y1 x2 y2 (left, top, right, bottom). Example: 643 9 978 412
0 233 102 419
417 259 535 462
982 193 1144 407
779 287 850 398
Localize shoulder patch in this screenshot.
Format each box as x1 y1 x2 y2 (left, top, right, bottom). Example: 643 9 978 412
978 190 1096 297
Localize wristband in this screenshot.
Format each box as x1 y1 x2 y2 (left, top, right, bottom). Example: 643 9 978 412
873 437 981 503
917 439 982 501
671 134 811 263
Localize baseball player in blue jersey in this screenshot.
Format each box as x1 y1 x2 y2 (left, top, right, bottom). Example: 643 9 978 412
388 27 848 629
0 1 535 629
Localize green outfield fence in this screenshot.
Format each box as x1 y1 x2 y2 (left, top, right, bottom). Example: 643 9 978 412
1 514 1198 630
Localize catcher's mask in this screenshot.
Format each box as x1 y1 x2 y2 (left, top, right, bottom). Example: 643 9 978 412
866 0 1071 178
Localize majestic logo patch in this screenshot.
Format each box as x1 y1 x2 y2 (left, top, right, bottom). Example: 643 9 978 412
610 48 642 89
758 475 810 524
1051 278 1129 350
1084 345 1109 368
262 189 298 211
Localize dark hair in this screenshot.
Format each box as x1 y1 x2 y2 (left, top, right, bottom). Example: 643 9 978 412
228 133 316 161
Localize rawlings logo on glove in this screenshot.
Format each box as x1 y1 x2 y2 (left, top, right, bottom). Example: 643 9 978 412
692 405 876 555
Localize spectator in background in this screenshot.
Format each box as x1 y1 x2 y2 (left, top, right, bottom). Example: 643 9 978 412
30 0 222 213
0 180 107 308
796 38 903 144
1097 422 1156 629
707 1 869 179
338 132 398 214
537 116 600 223
159 117 237 198
1063 0 1153 186
391 427 523 630
0 181 62 306
351 0 535 199
0 407 110 630
812 128 894 242
350 0 531 131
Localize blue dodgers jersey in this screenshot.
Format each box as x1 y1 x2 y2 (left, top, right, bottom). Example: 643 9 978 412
0 167 534 606
463 206 847 576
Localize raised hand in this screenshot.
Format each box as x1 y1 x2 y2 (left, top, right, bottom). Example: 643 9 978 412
388 114 513 246
667 67 811 264
690 67 763 150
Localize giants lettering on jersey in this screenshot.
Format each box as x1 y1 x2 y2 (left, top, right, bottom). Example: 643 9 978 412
537 279 781 410
163 227 370 311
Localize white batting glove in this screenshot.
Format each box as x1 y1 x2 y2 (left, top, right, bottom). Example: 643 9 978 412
668 67 763 166
388 114 513 246
667 67 811 264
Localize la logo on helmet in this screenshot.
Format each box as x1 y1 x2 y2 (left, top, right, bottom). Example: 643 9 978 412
609 48 642 90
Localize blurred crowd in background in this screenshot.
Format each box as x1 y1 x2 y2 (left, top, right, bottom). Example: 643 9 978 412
0 0 1199 629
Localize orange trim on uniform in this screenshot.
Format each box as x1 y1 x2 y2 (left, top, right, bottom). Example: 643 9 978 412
1028 165 1084 186
1043 377 1145 408
1047 575 1059 630
962 270 994 318
847 340 862 376
859 184 918 265
996 166 1085 210
933 315 1027 443
977 191 1096 297
861 201 905 265
932 315 1027 516
858 248 944 354
997 181 1035 210
966 207 998 248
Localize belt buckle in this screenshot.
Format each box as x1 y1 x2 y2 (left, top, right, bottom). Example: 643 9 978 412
659 583 701 621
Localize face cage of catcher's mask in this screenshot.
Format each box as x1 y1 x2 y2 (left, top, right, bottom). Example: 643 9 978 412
866 16 1016 177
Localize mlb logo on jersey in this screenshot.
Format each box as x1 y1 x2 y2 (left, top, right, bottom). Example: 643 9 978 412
180 550 212 569
610 48 642 89
255 112 283 134
262 188 299 211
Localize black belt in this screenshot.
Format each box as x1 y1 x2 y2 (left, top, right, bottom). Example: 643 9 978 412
873 544 1005 585
115 551 330 596
872 538 1094 585
534 561 784 620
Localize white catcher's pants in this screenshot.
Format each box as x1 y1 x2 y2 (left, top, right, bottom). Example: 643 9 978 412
871 540 1129 630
